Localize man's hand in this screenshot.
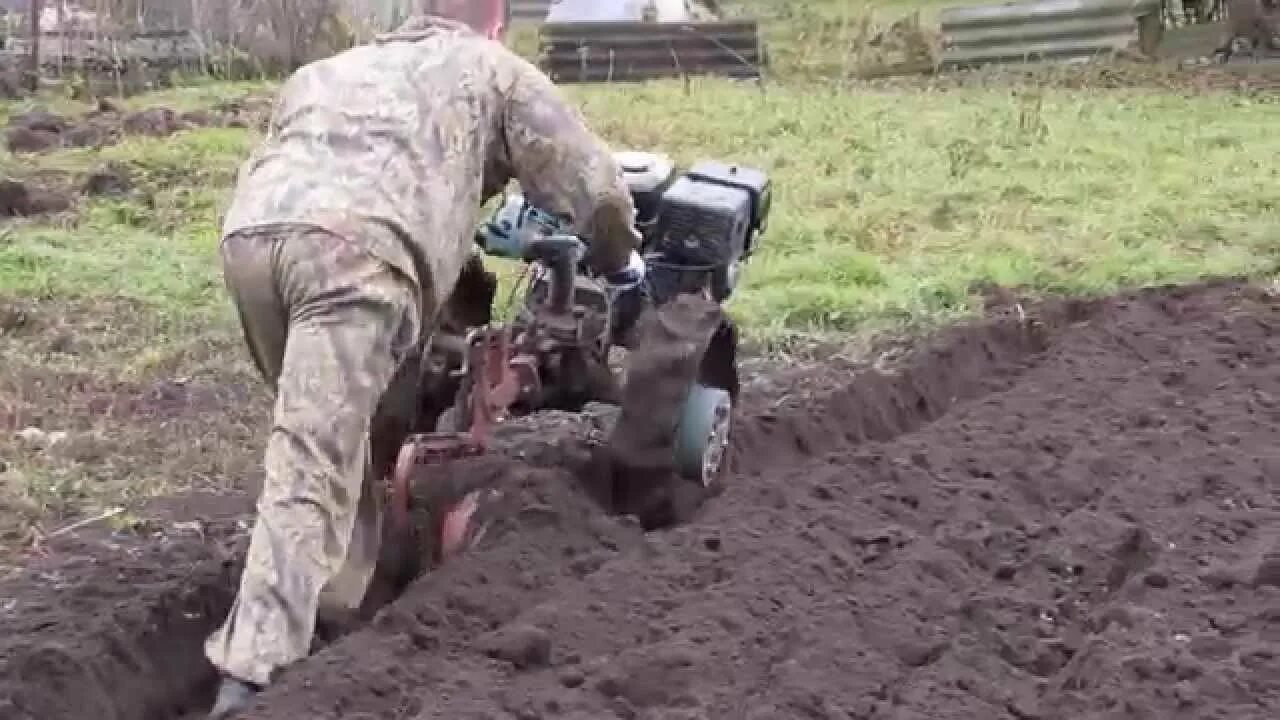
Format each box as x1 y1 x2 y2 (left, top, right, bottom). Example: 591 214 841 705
497 53 641 277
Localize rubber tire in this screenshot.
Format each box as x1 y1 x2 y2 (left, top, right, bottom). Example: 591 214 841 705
711 260 739 302
673 383 733 487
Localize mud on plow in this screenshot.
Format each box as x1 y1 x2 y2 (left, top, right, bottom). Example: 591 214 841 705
382 151 771 581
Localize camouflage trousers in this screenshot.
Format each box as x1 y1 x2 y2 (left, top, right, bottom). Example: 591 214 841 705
206 223 422 687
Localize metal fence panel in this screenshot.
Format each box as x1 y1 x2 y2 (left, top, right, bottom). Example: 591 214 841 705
511 0 552 25
538 19 763 83
939 0 1162 69
8 29 203 66
0 0 418 91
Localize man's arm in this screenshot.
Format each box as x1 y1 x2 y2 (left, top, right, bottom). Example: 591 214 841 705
498 56 640 276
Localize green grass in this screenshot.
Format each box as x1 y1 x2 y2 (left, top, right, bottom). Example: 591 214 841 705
4 80 1278 346
576 81 1278 341
1 129 253 318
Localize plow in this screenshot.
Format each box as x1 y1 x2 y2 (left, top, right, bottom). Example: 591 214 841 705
383 149 771 576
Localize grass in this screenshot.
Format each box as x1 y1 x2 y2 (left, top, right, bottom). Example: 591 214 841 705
576 81 1279 341
0 79 271 126
0 0 1278 545
5 81 1277 345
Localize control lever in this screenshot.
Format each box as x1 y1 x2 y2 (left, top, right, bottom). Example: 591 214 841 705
524 234 584 315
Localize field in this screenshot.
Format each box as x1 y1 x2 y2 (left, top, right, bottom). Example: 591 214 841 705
2 0 1280 717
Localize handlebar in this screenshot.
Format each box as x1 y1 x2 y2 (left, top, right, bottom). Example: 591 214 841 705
524 234 585 314
477 193 644 314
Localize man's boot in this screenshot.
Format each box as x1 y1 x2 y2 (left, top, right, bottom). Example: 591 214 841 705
208 676 260 720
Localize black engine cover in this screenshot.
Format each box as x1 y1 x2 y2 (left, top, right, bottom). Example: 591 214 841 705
653 177 750 267
650 160 770 268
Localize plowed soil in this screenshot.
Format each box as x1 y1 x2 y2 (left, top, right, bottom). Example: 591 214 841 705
3 279 1280 720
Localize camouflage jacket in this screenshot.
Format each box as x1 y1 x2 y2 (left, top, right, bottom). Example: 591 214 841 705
221 15 640 319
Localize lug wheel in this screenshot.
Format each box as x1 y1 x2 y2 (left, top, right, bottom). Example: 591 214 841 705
673 383 733 487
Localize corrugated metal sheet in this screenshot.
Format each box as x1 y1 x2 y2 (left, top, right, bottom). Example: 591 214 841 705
938 0 1162 69
511 0 552 25
538 19 763 83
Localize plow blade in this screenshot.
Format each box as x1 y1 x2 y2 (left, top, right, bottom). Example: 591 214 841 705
537 20 766 84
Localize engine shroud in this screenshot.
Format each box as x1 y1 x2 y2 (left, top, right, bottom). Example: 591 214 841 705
617 152 771 304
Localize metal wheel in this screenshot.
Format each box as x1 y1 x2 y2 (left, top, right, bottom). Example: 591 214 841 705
673 383 733 487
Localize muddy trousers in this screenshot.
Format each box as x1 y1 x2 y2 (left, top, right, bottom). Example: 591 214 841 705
206 224 421 687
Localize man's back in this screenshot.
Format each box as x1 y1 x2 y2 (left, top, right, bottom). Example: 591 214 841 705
222 16 638 318
224 24 514 314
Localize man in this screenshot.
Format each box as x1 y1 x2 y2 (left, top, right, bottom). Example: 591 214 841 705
205 3 641 717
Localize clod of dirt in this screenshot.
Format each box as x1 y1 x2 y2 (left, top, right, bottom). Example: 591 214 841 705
593 646 701 709
0 70 19 100
8 109 69 134
179 109 219 128
0 178 22 212
61 123 107 149
0 304 30 333
0 179 72 217
23 187 69 216
211 96 274 132
82 162 134 198
479 623 554 669
121 107 181 137
5 126 60 154
1251 550 1280 588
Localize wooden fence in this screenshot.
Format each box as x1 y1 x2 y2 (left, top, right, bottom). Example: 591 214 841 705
538 19 765 83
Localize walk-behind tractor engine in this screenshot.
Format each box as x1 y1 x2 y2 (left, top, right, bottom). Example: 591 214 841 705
387 151 771 567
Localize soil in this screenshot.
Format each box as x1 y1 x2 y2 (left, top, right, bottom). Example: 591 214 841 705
4 96 272 157
0 179 73 218
0 294 266 554
2 279 1280 720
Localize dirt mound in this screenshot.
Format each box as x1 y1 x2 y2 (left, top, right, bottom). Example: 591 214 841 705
240 279 1280 720
0 179 72 218
0 275 1059 719
4 279 1280 720
4 96 271 156
80 162 134 198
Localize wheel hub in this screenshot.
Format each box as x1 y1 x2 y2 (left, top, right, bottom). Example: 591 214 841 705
699 396 733 486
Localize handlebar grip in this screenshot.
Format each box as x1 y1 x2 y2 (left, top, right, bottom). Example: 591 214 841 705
525 234 584 313
521 234 585 264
